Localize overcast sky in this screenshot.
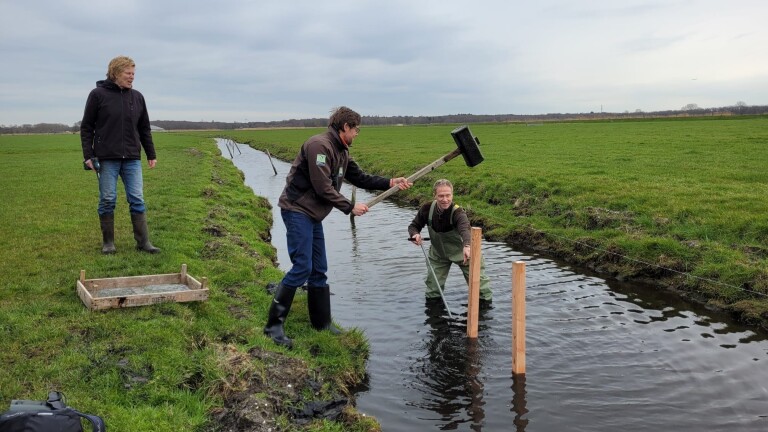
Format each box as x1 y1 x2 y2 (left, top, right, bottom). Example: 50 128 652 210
1 0 766 125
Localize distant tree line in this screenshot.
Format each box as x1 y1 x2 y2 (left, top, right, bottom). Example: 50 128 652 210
0 122 82 134
3 103 767 134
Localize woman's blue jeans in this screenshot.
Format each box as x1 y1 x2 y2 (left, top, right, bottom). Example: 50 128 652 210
97 159 146 215
281 209 328 288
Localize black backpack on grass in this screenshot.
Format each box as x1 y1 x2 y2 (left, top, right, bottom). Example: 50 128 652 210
0 391 105 432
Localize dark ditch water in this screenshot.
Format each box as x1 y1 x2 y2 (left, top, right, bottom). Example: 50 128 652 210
217 139 768 431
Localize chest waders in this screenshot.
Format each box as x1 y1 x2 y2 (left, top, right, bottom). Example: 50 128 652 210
426 202 493 301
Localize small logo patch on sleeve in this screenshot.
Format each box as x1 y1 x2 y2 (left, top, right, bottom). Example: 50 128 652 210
316 154 327 166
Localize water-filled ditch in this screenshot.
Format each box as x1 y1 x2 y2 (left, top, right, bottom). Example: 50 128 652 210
217 139 767 431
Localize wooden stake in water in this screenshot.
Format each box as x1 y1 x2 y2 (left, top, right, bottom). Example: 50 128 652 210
512 261 526 375
467 227 482 338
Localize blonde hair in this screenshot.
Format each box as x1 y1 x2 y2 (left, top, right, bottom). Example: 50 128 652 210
432 178 453 195
106 56 135 81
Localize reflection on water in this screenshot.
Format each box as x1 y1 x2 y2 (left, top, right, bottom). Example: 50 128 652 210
511 374 529 431
218 139 768 432
410 302 491 430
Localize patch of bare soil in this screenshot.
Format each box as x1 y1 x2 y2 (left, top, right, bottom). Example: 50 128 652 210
207 344 369 432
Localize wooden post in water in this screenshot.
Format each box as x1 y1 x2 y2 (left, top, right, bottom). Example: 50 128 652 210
512 261 526 375
467 227 482 338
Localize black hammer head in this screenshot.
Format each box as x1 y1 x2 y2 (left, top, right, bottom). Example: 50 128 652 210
450 125 484 167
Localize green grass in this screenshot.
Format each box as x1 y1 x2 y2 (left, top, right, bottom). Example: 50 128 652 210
2 117 767 429
214 117 768 326
0 133 378 431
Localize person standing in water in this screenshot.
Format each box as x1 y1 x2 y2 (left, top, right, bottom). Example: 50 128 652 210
408 179 492 303
264 106 413 348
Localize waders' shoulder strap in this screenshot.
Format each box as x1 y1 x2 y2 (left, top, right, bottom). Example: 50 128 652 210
427 201 437 227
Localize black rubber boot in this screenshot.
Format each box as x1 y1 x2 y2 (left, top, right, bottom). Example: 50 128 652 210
307 285 341 334
99 213 116 254
130 212 160 254
263 283 298 348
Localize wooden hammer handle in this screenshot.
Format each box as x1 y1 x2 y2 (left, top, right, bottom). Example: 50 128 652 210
365 147 462 208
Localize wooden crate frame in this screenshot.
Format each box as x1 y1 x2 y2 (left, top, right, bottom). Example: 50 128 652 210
76 264 208 310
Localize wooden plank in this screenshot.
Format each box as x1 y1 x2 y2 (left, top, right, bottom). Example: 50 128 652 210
76 280 94 310
84 273 182 292
186 275 202 290
87 288 208 310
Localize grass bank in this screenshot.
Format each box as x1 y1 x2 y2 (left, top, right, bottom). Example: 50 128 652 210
214 116 768 328
0 133 380 431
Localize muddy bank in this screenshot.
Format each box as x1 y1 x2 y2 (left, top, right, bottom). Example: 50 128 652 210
498 226 768 331
208 343 376 432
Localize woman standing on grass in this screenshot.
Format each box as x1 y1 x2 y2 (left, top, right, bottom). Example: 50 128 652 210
80 55 160 254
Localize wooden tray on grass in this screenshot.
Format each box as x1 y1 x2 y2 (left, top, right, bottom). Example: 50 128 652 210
76 264 208 310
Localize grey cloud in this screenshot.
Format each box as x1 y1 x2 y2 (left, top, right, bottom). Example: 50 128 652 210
1 0 767 125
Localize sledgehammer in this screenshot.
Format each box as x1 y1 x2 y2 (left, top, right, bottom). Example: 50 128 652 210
365 125 484 208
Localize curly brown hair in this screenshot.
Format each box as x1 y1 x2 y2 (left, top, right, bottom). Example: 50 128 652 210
328 106 361 132
106 56 135 81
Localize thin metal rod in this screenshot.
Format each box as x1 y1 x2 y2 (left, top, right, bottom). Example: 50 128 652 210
419 242 453 319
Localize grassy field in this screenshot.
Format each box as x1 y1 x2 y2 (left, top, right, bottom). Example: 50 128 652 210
2 116 766 430
0 133 379 431
214 116 768 327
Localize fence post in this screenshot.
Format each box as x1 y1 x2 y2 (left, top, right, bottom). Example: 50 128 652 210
512 261 526 375
467 227 482 338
